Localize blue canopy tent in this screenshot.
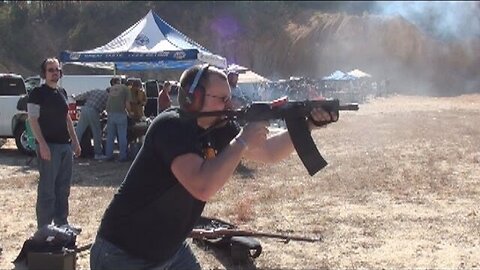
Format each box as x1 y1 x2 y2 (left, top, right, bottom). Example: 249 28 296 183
59 10 227 71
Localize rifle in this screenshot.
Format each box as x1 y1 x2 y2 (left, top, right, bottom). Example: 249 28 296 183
191 216 321 262
193 97 359 176
190 227 322 244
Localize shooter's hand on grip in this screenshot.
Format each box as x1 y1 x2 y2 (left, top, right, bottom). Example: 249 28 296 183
236 121 269 150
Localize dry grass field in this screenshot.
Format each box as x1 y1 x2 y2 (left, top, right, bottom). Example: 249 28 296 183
1 94 479 269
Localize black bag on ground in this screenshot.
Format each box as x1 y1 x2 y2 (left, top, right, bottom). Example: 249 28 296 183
13 225 77 264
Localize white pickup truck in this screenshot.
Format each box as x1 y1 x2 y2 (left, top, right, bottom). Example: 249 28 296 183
0 73 98 155
59 75 117 97
26 74 121 96
0 73 31 154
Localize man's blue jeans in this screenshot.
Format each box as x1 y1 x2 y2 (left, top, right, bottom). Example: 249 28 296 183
90 236 201 270
75 106 104 156
105 112 128 160
36 143 73 229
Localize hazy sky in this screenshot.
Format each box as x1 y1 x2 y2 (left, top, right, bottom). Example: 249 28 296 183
299 1 479 40
371 1 479 41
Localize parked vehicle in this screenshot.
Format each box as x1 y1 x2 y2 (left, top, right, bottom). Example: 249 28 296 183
24 75 42 93
58 74 128 100
26 74 124 97
59 75 114 97
0 74 81 155
0 73 30 153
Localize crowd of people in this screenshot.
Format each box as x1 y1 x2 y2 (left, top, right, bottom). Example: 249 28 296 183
25 58 338 269
72 76 177 160
232 76 392 105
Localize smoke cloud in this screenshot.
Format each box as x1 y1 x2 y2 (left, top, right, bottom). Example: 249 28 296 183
374 1 480 41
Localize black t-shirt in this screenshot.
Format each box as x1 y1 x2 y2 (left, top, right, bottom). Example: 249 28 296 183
28 84 70 144
98 108 240 263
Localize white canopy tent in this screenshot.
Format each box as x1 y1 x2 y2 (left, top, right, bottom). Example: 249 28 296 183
238 70 270 84
322 70 356 81
226 64 270 101
347 69 372 79
60 10 227 71
226 64 270 84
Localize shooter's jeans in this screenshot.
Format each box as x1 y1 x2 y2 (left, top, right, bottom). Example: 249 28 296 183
90 236 201 270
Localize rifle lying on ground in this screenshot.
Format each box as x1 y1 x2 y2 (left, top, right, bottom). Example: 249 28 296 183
190 227 322 244
190 216 322 263
193 97 359 176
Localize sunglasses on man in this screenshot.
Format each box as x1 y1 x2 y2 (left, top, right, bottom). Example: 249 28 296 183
47 68 61 73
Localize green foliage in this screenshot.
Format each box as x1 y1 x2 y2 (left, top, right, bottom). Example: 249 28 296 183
0 1 334 74
8 2 28 28
0 6 8 33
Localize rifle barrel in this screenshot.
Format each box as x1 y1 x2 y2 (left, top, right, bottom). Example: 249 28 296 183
192 110 241 118
339 103 359 111
252 232 322 242
190 229 322 243
192 101 359 119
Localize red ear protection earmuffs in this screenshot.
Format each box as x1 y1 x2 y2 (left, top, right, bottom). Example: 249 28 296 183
185 64 210 111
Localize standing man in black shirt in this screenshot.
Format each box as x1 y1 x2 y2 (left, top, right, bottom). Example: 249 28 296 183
27 57 81 232
90 64 337 269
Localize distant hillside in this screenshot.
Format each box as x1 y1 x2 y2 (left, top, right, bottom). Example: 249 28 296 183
0 1 478 96
279 12 480 96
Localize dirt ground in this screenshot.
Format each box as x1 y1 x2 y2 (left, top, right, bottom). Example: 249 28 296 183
1 94 479 269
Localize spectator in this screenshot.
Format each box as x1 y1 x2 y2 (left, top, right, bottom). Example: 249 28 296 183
27 57 81 232
157 81 172 113
127 80 147 122
228 71 242 109
103 78 131 162
73 88 109 160
227 70 239 90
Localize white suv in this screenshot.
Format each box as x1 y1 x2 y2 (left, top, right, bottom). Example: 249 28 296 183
0 73 31 154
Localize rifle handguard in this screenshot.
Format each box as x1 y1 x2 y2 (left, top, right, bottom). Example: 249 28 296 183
308 111 338 127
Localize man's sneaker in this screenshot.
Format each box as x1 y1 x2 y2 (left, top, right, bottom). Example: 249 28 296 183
94 154 107 160
59 224 82 235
